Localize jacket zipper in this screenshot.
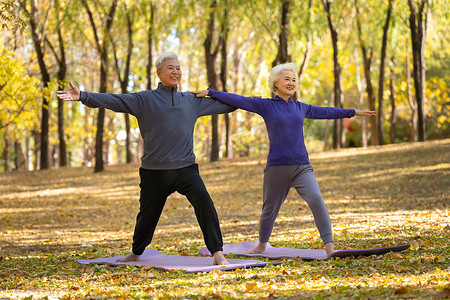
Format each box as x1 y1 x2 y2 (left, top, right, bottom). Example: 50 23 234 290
171 88 174 107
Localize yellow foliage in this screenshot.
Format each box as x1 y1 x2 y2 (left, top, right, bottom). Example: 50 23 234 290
0 48 41 138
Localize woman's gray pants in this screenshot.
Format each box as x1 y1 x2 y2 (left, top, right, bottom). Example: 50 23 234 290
259 164 333 245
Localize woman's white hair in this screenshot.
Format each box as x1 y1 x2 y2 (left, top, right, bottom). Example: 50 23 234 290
268 62 298 93
155 52 179 70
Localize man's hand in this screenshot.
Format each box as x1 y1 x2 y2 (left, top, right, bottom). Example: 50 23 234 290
56 81 81 101
355 110 376 117
188 90 209 98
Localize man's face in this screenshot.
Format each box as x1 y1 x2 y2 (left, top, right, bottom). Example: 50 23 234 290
157 58 182 88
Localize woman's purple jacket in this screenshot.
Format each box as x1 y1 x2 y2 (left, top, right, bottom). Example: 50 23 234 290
208 89 355 167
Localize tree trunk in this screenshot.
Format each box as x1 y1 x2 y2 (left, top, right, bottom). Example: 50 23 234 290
354 0 377 146
219 1 232 159
83 0 118 172
146 2 154 90
232 48 242 93
105 113 115 164
3 130 9 171
56 27 68 167
354 49 368 148
408 0 429 141
43 0 68 167
83 110 91 166
272 0 291 68
203 0 221 162
33 130 40 170
22 0 51 169
14 140 26 170
323 0 343 149
94 108 106 172
406 44 418 141
377 0 393 145
125 115 132 163
296 0 313 100
112 4 134 163
323 119 329 151
389 57 396 144
25 136 31 170
142 2 154 163
362 51 377 146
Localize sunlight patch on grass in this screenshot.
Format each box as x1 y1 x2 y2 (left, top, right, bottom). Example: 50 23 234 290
353 163 449 180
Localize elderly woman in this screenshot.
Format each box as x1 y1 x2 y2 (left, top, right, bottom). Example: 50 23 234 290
190 63 375 256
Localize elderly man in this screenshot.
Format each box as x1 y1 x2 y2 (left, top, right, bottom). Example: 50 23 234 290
56 52 234 265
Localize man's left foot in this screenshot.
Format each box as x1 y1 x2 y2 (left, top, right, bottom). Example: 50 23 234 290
116 253 140 263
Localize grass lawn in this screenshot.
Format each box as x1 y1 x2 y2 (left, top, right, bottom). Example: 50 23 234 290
1 139 449 299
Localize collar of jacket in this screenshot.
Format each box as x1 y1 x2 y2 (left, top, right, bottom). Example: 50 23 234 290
157 82 178 92
274 95 294 103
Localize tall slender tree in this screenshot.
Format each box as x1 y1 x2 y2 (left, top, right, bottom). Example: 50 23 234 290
406 41 418 141
111 2 135 163
389 56 397 144
19 0 52 169
219 0 232 158
45 0 68 166
3 129 10 171
272 0 292 68
82 0 118 172
203 0 221 162
408 0 429 141
146 1 155 91
354 0 377 145
354 49 368 148
377 0 393 145
354 0 393 146
296 0 313 99
322 0 344 149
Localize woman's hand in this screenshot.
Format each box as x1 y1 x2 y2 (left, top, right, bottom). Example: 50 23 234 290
188 90 209 98
355 110 376 117
56 81 81 101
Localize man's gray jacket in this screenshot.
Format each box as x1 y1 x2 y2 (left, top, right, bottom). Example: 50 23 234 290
80 83 235 170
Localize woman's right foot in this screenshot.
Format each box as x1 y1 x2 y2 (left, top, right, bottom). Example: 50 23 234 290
325 242 336 257
245 242 267 254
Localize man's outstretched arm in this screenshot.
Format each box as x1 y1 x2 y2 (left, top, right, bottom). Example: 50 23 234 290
56 82 144 116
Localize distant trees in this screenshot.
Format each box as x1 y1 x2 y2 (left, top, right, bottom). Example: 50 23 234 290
0 0 448 172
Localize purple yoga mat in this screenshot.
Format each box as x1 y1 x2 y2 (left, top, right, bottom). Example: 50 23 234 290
77 249 281 273
199 241 410 261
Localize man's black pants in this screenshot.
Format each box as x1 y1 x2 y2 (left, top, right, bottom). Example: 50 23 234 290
132 164 224 255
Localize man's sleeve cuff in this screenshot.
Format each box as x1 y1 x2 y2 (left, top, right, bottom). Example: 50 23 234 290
79 91 87 102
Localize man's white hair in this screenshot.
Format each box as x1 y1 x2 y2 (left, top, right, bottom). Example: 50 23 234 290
155 52 179 70
268 62 298 93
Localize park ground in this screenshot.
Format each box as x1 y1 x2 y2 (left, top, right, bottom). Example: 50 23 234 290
0 139 449 299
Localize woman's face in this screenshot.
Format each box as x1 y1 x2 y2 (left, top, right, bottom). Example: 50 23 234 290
274 70 297 99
